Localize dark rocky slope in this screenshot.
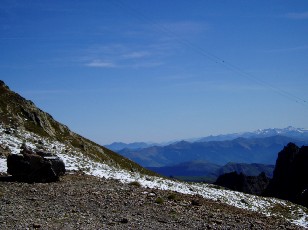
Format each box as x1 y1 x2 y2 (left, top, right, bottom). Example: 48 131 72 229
214 172 270 195
0 80 154 176
0 173 302 229
264 143 308 208
215 143 308 208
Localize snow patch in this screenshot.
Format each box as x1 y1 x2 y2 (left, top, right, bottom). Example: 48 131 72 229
0 158 7 172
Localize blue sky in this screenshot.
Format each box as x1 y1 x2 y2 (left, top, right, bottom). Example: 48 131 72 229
1 0 308 144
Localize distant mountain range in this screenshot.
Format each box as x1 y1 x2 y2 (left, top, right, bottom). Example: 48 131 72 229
106 126 308 152
105 142 156 151
194 126 308 142
118 135 308 167
109 127 308 182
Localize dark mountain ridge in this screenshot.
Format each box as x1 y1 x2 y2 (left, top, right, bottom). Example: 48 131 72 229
215 171 270 196
147 161 274 183
215 143 308 208
264 143 308 207
0 80 154 176
218 162 275 178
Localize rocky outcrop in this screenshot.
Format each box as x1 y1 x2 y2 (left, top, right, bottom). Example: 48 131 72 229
0 144 11 157
7 146 65 183
214 171 270 195
213 143 308 207
0 80 71 138
264 143 308 207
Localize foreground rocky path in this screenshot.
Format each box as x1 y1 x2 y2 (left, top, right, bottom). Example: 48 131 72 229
0 173 303 229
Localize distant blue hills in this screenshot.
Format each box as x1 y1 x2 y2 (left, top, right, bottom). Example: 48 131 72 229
106 126 308 152
118 135 308 167
106 127 308 182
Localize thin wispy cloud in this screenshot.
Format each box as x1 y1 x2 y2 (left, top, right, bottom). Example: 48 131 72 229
121 51 150 59
85 44 162 59
83 43 169 69
86 60 116 68
286 11 308 19
85 59 162 69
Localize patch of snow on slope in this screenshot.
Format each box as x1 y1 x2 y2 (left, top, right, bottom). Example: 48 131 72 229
0 124 307 228
0 158 7 172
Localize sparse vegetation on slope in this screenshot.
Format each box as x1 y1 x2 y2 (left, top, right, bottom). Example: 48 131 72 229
0 80 156 176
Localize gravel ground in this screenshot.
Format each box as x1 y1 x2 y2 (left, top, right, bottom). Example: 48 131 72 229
0 172 303 229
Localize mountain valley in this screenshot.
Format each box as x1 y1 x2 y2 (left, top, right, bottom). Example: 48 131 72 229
0 80 307 228
148 161 275 183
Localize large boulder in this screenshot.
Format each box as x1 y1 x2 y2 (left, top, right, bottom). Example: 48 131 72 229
264 143 308 207
7 146 65 183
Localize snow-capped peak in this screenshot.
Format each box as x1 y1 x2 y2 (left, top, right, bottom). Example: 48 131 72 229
196 126 308 143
